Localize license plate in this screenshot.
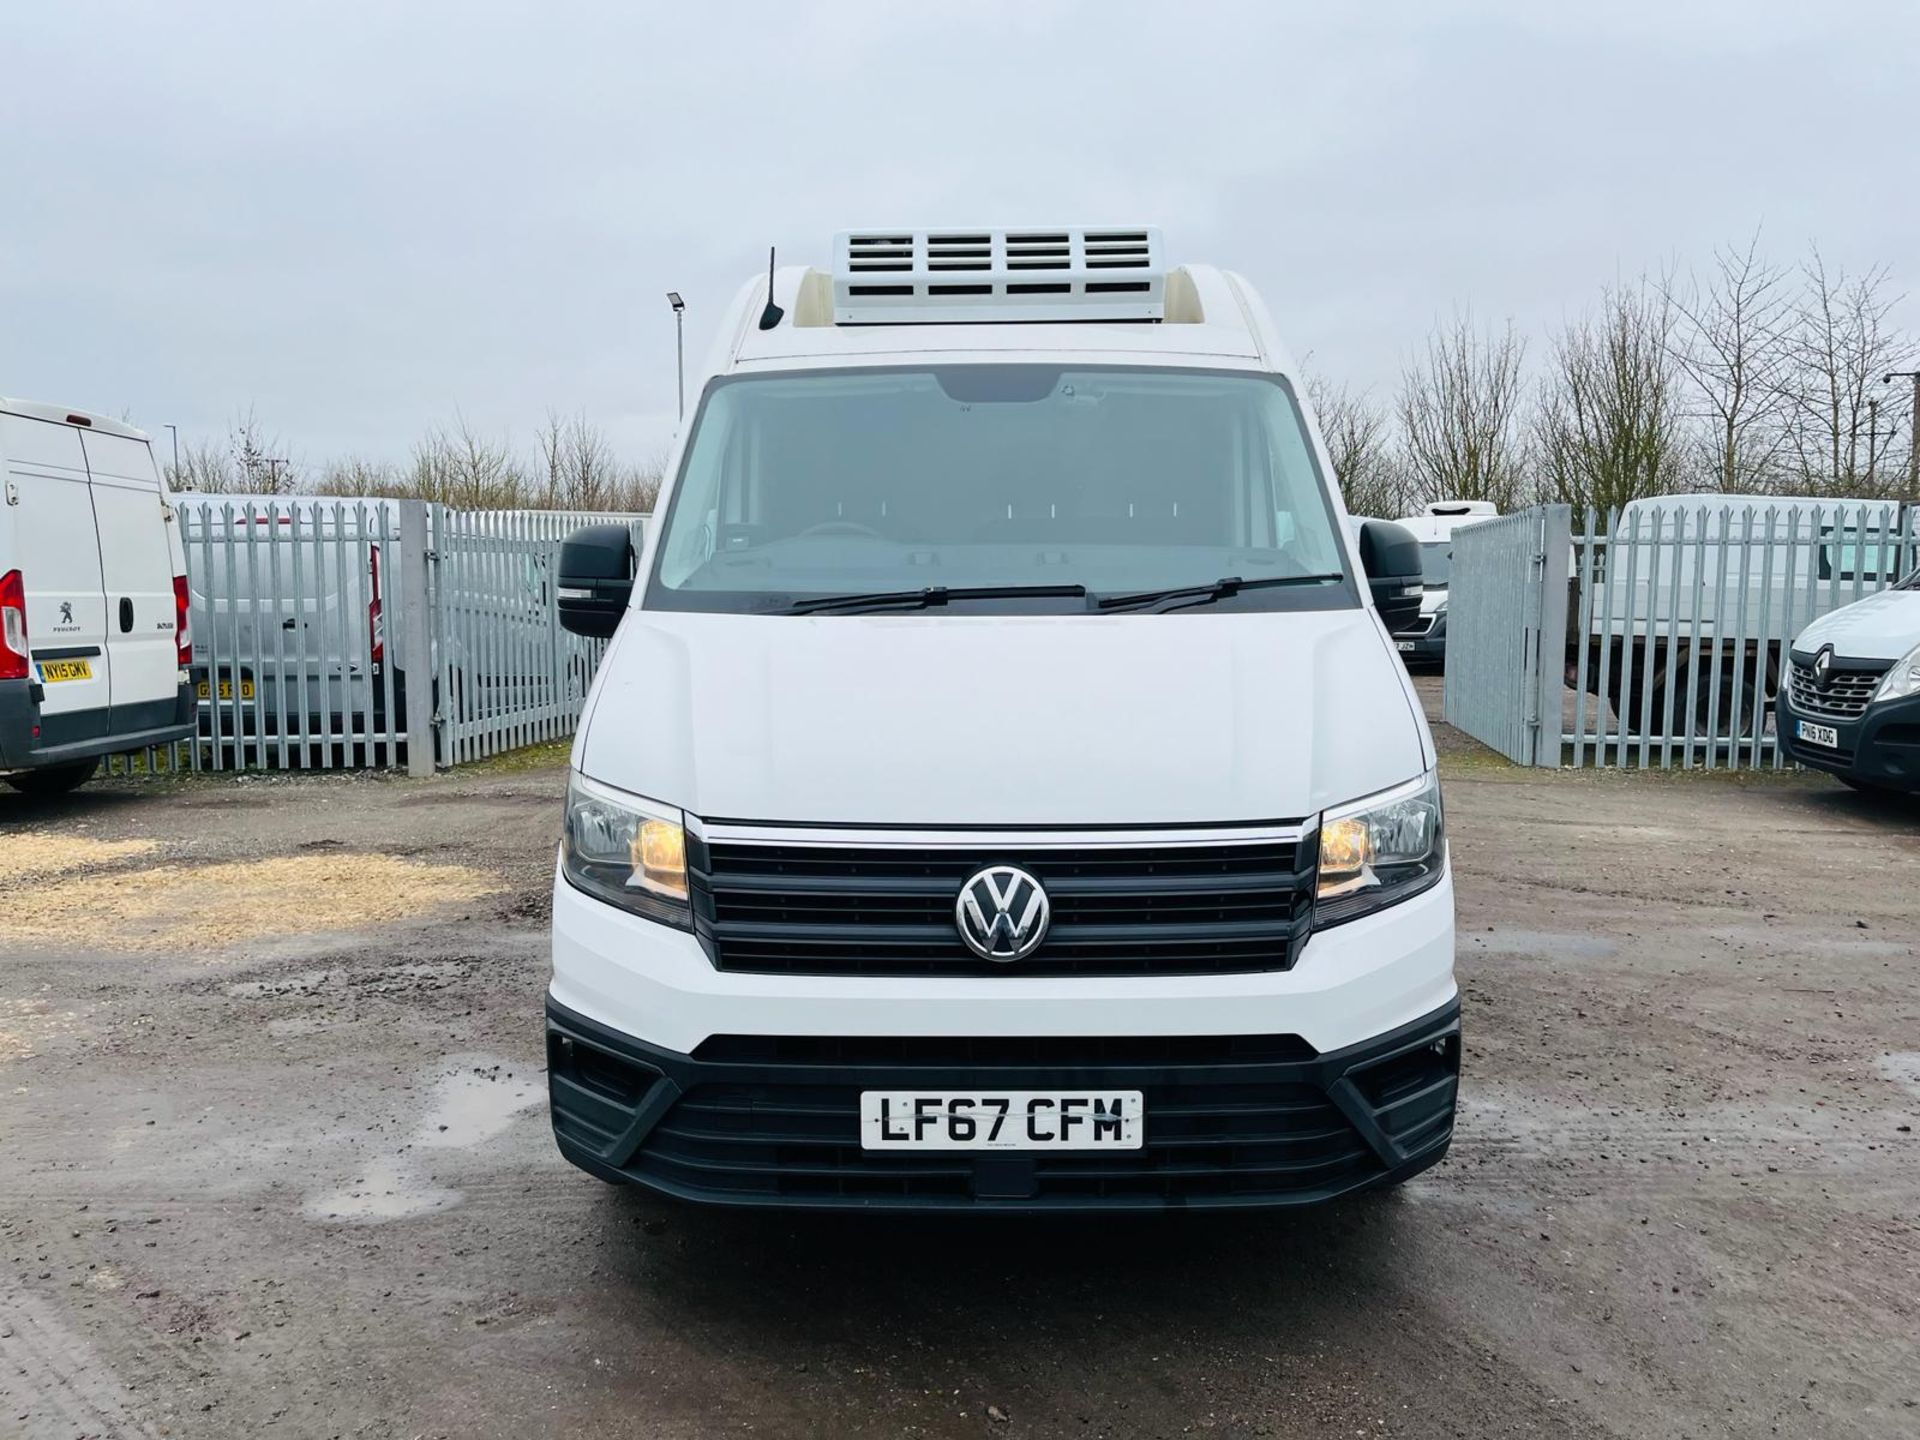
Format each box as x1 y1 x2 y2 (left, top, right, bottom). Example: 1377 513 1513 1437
196 678 256 701
1797 720 1839 749
1395 640 1416 652
860 1091 1144 1151
38 659 93 682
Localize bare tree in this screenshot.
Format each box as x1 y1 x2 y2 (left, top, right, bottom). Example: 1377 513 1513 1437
1779 248 1916 497
404 415 528 508
1305 376 1404 518
1397 313 1530 510
171 437 232 492
532 410 626 508
1665 233 1793 493
613 450 668 513
563 413 620 509
533 410 568 508
312 457 399 496
1535 280 1688 515
226 408 293 494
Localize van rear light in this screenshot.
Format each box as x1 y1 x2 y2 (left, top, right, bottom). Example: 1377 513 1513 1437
1 569 29 681
367 544 384 665
172 574 192 668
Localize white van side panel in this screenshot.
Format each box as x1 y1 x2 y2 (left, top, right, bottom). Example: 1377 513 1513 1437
1 412 112 724
80 431 181 719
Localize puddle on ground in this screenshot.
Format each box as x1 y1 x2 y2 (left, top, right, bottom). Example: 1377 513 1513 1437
266 1015 332 1038
1704 924 1913 958
303 1053 543 1224
1878 1053 1920 1101
1463 929 1618 960
227 961 468 1000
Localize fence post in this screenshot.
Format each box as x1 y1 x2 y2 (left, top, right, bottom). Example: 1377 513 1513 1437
396 502 437 778
1530 505 1572 766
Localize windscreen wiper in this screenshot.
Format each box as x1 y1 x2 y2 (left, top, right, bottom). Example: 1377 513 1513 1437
784 583 1088 615
1094 573 1343 613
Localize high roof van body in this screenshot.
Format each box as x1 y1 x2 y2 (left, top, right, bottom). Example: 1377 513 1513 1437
544 230 1457 1211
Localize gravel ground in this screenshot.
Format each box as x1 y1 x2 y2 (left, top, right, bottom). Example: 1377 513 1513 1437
3 688 1918 1439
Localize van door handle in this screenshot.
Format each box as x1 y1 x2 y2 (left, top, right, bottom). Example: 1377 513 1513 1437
283 618 299 630
119 597 134 633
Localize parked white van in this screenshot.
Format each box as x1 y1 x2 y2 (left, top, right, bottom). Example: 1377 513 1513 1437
0 399 192 794
1388 500 1500 662
544 229 1456 1211
1776 566 1920 793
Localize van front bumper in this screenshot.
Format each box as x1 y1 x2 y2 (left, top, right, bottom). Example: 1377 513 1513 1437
547 994 1458 1212
1776 687 1920 792
547 869 1457 1211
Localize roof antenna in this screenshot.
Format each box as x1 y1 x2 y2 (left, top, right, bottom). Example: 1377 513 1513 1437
757 247 784 330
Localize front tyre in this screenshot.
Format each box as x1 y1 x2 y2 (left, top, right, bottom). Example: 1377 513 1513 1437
5 757 100 796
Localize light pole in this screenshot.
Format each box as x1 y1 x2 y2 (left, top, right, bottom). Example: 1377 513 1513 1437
1887 371 1920 498
667 291 686 421
163 423 179 482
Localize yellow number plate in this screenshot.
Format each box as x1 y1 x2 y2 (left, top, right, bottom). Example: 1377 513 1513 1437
39 659 93 682
196 678 256 701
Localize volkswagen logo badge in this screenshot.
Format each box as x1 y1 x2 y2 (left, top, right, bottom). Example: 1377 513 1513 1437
1813 645 1834 691
955 865 1050 962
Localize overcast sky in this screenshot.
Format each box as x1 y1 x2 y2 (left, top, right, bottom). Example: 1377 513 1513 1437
3 0 1916 472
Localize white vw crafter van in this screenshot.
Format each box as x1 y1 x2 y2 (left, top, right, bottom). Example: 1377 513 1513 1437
547 229 1456 1211
1 400 193 795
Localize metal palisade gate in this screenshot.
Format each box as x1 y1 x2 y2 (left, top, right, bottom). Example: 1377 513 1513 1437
430 507 646 766
1442 507 1571 765
1445 500 1919 770
112 497 643 777
171 495 414 774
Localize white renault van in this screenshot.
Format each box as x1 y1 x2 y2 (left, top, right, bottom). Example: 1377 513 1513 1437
545 229 1456 1211
1777 566 1920 793
1 399 192 794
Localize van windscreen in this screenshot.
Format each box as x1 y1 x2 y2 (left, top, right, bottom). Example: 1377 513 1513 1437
646 365 1352 614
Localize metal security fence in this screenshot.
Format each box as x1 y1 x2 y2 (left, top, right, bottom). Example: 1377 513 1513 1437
432 508 645 765
108 496 644 777
1442 507 1570 765
175 496 414 772
1446 500 1919 770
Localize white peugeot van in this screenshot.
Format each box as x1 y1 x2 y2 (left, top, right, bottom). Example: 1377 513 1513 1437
1 399 192 794
545 230 1456 1211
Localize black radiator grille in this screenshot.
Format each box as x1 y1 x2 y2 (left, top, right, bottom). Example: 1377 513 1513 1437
690 836 1316 977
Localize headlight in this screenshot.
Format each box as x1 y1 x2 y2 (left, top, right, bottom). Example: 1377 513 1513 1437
1315 771 1445 926
562 772 692 929
1874 642 1920 704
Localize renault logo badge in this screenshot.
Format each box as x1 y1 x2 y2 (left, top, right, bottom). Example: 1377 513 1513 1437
1813 645 1834 691
955 865 1050 962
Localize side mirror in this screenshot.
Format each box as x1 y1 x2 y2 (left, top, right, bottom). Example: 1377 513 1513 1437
558 524 636 639
1357 519 1424 633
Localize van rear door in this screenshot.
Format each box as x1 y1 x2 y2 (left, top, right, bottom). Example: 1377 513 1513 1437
0 409 112 745
79 429 181 733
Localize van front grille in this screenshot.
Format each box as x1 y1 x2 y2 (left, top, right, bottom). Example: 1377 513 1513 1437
689 834 1316 977
1787 659 1887 720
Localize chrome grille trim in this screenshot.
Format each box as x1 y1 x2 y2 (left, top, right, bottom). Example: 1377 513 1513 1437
1786 659 1887 720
